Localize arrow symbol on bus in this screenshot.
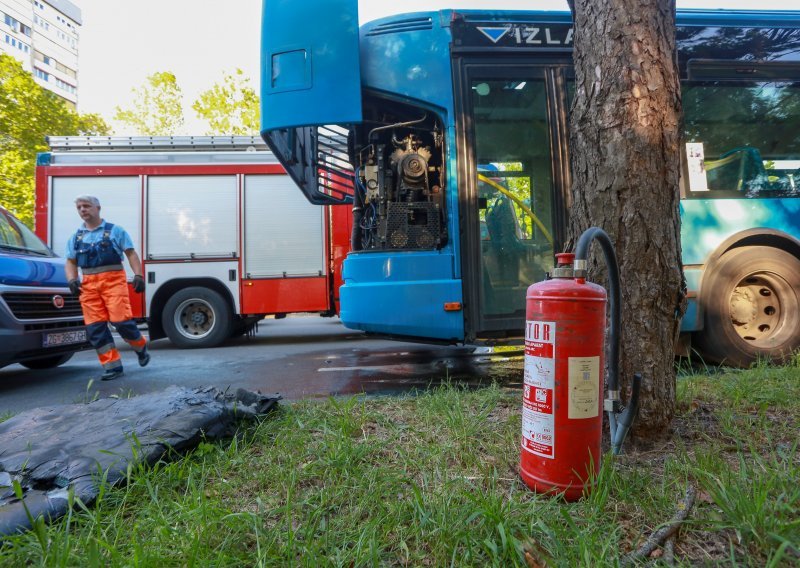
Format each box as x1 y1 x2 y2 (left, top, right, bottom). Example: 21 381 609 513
477 26 511 44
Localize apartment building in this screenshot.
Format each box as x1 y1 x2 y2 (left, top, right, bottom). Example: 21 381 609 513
1 0 80 108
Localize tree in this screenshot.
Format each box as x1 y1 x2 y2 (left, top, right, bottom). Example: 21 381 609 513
114 71 184 135
0 54 109 227
567 1 685 438
192 69 260 135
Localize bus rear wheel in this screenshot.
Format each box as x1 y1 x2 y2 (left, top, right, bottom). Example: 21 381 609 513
695 246 800 367
163 287 232 349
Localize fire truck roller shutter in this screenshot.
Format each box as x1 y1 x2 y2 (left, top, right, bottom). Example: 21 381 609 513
50 177 142 276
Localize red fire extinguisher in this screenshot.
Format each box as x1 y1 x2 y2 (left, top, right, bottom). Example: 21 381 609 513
520 227 641 501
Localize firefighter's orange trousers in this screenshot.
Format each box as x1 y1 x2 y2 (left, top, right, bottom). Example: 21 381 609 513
80 270 146 370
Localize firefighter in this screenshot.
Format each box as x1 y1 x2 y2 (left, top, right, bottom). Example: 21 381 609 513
65 195 150 380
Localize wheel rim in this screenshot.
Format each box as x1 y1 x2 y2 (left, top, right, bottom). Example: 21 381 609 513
173 298 216 340
728 271 794 348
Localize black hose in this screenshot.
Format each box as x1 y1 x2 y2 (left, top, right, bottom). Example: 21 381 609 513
367 114 428 142
574 227 621 394
574 227 642 454
351 170 365 251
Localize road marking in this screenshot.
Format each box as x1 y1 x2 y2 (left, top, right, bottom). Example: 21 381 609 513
318 365 412 372
317 353 522 373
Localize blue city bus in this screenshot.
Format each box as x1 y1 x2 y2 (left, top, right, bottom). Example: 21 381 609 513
260 3 800 366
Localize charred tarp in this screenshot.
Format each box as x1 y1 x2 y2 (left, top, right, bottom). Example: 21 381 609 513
0 386 280 537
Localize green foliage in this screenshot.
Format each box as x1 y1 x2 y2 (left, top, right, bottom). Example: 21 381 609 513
113 71 185 135
0 148 33 221
192 68 260 135
0 54 109 227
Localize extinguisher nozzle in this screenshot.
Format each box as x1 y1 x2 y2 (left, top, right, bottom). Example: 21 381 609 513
611 373 643 455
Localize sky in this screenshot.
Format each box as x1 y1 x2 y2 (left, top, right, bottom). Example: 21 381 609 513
74 0 798 134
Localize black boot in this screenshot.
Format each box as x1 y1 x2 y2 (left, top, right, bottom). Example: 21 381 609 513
101 367 124 381
137 346 151 367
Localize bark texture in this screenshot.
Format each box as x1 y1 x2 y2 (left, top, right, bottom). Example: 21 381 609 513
569 0 685 438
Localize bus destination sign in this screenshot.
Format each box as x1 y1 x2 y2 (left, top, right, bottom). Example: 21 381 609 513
455 22 574 49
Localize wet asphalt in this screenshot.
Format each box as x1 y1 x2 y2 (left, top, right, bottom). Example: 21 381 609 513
0 316 523 414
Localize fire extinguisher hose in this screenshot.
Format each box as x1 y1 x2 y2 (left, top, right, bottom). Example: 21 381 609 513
574 227 642 455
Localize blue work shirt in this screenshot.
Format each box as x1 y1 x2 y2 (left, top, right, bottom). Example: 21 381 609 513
65 220 135 261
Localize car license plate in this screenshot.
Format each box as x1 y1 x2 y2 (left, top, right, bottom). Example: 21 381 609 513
43 329 87 348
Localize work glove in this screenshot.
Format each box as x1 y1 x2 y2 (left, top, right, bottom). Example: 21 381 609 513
132 274 146 293
68 279 82 296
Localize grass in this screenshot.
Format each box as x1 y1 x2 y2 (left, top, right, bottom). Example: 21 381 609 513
1 361 798 566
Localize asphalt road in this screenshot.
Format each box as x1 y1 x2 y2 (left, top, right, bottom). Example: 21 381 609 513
0 316 523 415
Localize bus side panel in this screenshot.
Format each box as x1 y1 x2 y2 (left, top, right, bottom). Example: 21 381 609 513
680 267 703 332
681 198 800 266
340 252 465 341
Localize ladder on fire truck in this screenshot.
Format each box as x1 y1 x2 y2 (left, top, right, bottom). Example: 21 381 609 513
41 136 276 166
46 135 269 152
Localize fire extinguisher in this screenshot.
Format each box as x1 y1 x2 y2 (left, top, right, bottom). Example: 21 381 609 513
520 227 641 501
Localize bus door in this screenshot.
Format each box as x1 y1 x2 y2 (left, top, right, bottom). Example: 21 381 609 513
455 62 571 339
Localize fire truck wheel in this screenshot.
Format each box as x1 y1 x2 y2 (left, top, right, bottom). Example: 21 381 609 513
20 353 74 369
163 287 232 348
695 246 800 367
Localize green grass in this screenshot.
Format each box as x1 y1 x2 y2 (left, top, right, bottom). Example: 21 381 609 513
1 363 798 566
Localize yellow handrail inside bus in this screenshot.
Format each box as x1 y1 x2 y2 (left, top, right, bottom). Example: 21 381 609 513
478 173 554 245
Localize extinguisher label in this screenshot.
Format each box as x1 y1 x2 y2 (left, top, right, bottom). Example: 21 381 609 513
568 356 601 419
523 320 556 459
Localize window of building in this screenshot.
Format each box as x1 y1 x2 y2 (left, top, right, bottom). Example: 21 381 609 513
5 35 31 53
54 77 76 94
34 67 49 81
55 60 76 78
4 13 19 32
20 23 31 36
34 14 49 30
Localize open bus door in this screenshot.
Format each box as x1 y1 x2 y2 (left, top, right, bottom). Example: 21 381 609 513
260 0 360 205
455 60 571 340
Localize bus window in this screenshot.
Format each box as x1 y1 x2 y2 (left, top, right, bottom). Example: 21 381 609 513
470 78 555 318
683 80 800 196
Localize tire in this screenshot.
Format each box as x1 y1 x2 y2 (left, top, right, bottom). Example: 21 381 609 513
20 353 74 369
162 287 232 349
695 246 800 367
229 316 262 338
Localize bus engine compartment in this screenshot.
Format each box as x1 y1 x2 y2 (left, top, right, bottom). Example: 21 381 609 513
350 99 447 252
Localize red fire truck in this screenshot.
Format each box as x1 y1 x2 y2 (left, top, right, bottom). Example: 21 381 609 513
34 136 351 348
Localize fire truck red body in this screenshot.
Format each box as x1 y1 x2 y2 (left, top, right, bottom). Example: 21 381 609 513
34 136 351 348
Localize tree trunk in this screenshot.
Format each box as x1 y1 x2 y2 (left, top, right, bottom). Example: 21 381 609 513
568 0 685 439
